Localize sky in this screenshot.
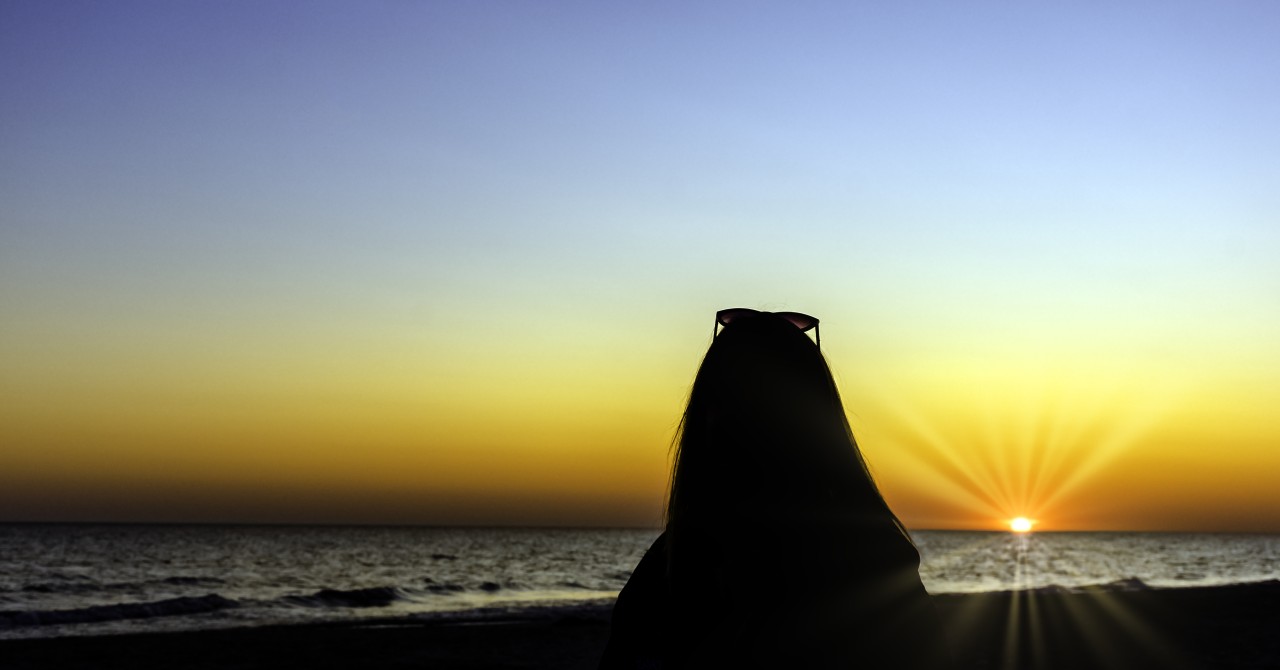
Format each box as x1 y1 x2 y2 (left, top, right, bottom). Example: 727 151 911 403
2 1 1277 531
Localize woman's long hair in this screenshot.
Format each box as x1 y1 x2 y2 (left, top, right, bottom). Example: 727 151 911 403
664 313 910 565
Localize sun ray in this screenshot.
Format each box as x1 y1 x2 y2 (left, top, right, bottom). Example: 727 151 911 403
1001 589 1024 669
1023 386 1113 519
1036 394 1175 516
886 446 1005 521
998 529 1197 670
1080 589 1193 669
864 370 1199 668
1017 384 1063 513
917 530 1015 579
858 394 1016 522
862 360 1188 537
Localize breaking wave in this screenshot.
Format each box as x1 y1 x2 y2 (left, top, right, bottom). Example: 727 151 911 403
17 576 226 595
0 594 239 628
285 586 405 608
0 580 537 629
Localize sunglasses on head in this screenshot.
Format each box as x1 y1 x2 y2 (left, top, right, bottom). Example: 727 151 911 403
715 308 820 348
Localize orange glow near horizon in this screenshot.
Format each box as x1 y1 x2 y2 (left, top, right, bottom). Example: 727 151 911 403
3 324 1278 530
838 348 1280 533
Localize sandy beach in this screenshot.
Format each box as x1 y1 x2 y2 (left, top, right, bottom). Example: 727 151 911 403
2 581 1276 669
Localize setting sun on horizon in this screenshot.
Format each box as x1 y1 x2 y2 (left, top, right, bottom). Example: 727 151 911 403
3 3 1278 532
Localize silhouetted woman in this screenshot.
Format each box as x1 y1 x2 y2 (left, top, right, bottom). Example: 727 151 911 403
600 309 952 669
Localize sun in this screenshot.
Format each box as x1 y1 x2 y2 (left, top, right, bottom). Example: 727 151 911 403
1010 517 1034 533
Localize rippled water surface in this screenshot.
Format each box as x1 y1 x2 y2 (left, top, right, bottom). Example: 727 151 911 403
913 531 1279 593
1 525 1276 639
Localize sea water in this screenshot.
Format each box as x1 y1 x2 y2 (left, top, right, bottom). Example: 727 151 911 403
1 524 1276 640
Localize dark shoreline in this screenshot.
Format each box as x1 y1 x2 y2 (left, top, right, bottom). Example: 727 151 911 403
2 581 1276 669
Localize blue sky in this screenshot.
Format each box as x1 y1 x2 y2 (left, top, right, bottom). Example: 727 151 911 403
2 1 1278 527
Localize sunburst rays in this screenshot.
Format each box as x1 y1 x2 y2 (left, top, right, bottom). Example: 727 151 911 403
920 531 1195 669
859 372 1189 667
860 371 1182 529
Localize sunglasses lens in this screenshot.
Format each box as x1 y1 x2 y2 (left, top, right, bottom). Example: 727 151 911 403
775 312 818 332
716 308 760 326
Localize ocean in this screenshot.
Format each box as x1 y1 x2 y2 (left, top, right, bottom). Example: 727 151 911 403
1 524 1276 640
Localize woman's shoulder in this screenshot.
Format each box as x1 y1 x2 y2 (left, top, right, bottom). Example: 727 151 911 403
617 532 669 599
599 533 670 669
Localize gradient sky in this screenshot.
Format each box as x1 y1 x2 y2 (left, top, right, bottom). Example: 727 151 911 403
2 1 1277 530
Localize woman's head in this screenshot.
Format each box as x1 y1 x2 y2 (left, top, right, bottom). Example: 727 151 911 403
666 311 900 536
